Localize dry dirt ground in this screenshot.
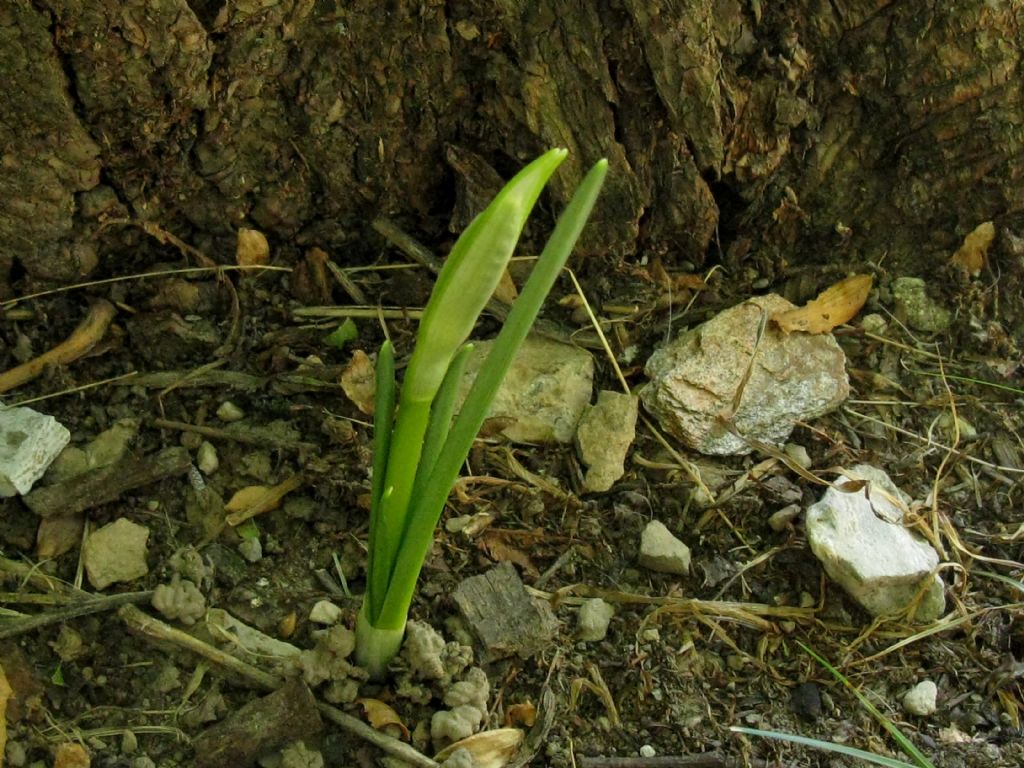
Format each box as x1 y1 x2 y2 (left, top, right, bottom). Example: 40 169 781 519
1 225 1023 768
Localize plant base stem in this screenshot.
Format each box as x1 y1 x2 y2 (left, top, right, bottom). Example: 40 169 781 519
355 600 406 679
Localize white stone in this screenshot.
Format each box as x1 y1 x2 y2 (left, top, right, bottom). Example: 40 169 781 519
0 406 70 496
639 745 657 758
806 464 945 621
641 295 849 456
216 401 245 422
576 390 639 492
577 598 614 642
902 680 938 716
639 520 691 575
83 518 150 590
197 441 219 475
457 335 593 443
309 600 343 625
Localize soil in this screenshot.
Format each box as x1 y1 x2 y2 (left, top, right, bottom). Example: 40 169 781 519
1 222 1023 768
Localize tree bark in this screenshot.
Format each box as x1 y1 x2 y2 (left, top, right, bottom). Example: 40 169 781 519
2 0 1021 289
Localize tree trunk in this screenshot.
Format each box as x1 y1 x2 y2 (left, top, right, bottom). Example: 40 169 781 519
2 0 1021 291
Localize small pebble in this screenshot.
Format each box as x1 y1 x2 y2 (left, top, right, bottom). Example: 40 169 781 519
639 744 656 758
216 401 245 422
783 443 812 469
768 503 802 531
309 600 343 625
197 441 219 475
238 537 263 563
120 730 138 755
576 598 614 642
903 680 938 716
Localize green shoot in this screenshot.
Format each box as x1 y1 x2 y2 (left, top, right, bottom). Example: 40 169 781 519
356 150 608 677
732 641 935 768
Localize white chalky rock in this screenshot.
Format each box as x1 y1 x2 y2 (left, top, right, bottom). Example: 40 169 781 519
576 390 638 492
577 598 614 642
0 406 70 496
83 518 150 590
458 335 593 443
806 464 945 621
309 600 343 625
903 680 938 716
641 295 849 455
639 520 691 575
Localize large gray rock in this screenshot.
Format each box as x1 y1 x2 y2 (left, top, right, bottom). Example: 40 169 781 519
641 295 849 456
806 465 945 622
458 335 593 444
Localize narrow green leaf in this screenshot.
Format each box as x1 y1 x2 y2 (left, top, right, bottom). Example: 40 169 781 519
366 341 395 616
798 642 935 768
731 726 922 768
324 318 358 349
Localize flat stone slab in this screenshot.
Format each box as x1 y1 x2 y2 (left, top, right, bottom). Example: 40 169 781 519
453 562 557 662
641 294 849 456
0 406 70 497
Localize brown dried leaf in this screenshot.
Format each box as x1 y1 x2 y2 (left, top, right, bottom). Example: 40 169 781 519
341 349 377 416
224 475 303 526
236 227 270 268
493 267 519 305
504 701 537 728
478 532 539 577
772 274 873 334
950 221 994 276
356 698 410 741
0 662 11 761
36 514 85 559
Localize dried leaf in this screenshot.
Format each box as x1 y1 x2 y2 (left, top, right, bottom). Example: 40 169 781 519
236 227 270 268
504 701 537 728
356 698 410 740
36 514 85 559
950 221 994 276
493 267 519 305
772 274 873 334
434 728 524 768
341 349 377 416
224 475 303 526
0 663 11 761
478 532 539 577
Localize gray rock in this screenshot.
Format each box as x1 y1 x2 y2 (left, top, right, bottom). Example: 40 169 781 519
639 520 691 575
891 277 951 333
806 465 945 621
0 406 70 496
83 518 150 590
577 598 614 642
641 295 849 456
576 390 638 492
458 335 593 443
902 680 938 716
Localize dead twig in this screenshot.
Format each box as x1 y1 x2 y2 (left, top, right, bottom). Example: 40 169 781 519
0 591 153 640
118 605 440 768
0 299 116 393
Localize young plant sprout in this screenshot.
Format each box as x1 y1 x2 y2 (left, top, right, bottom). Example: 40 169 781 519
356 149 608 677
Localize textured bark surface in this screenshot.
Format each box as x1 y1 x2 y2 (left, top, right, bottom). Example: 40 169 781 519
2 1 1021 287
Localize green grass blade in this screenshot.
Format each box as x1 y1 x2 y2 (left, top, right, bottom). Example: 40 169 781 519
365 341 395 613
798 642 935 768
730 726 920 768
375 158 609 628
